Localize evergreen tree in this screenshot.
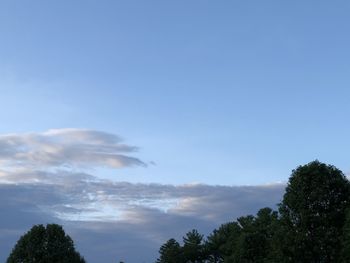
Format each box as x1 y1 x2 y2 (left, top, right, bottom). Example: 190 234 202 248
155 162 350 263
206 221 241 263
156 238 183 263
234 208 279 263
183 229 206 263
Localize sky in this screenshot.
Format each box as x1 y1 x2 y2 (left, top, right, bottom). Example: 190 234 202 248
0 1 350 262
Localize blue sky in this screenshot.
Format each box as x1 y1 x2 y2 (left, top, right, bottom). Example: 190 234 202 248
1 1 350 262
1 1 350 185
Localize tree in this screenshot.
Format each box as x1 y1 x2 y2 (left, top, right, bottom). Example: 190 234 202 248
206 221 242 263
156 238 184 263
341 209 350 262
183 229 206 263
279 160 350 262
206 229 224 263
236 209 273 263
226 208 279 263
7 224 85 263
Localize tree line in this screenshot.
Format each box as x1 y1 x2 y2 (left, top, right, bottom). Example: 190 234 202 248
6 160 350 262
156 161 350 263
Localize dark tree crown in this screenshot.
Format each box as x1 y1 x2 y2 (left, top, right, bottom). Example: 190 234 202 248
7 224 85 263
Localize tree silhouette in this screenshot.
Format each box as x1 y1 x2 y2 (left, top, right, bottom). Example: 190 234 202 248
183 229 205 263
279 161 350 262
156 238 183 263
7 224 85 263
156 161 350 263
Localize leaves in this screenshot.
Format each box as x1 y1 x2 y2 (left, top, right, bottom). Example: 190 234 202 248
156 161 350 263
7 224 85 263
279 161 350 262
156 238 183 263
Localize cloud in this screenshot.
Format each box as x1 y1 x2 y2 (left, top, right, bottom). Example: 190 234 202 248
0 128 286 262
0 169 285 262
0 129 145 170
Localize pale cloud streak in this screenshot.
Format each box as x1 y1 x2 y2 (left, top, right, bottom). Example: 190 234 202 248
0 173 285 262
0 129 286 262
0 168 285 224
0 129 145 170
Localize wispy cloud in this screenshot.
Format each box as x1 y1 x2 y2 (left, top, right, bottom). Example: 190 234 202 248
0 129 145 170
0 129 285 262
0 173 284 262
0 168 285 222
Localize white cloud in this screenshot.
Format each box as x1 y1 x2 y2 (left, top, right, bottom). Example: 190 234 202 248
0 129 145 170
0 128 286 262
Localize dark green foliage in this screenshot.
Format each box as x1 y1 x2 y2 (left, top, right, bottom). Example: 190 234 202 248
341 209 350 262
156 231 206 263
183 229 206 263
156 161 350 263
7 224 85 263
206 222 241 262
279 161 350 262
156 238 183 263
234 208 279 263
205 208 280 263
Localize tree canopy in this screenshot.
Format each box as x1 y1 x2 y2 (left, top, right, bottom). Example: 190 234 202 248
156 161 350 263
156 238 183 263
7 224 85 263
279 161 350 262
